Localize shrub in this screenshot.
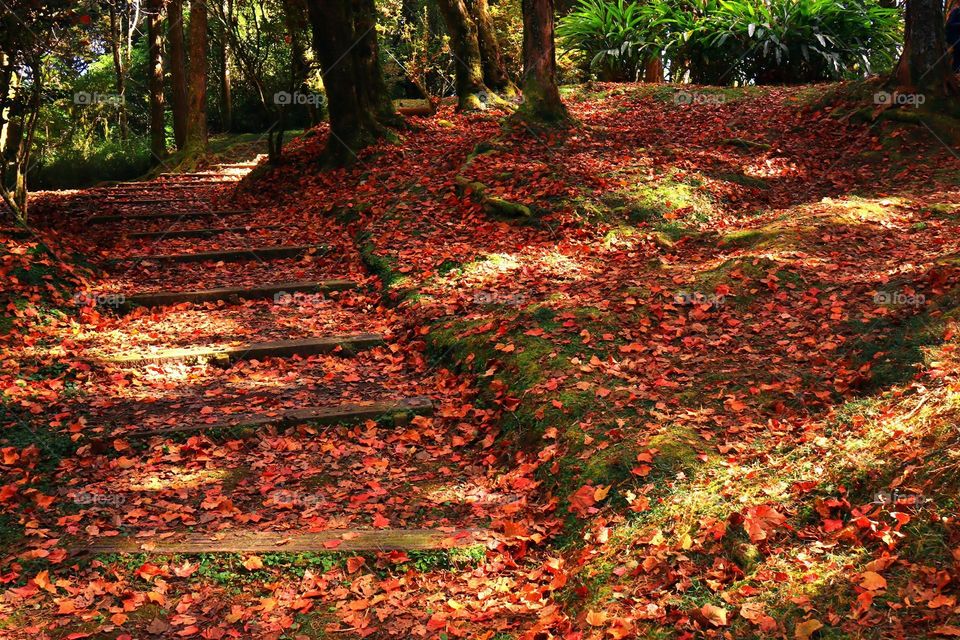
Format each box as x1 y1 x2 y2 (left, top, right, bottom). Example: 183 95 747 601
557 0 656 81
559 0 901 85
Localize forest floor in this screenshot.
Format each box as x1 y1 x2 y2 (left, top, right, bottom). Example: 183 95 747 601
3 81 960 639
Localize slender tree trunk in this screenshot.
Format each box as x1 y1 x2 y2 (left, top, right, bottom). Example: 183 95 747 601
168 0 189 149
305 0 393 165
0 59 41 222
108 2 128 139
437 0 495 110
184 0 208 159
643 56 663 82
351 0 400 124
147 0 166 161
219 0 233 131
893 0 953 94
517 0 568 122
467 0 517 97
281 0 318 126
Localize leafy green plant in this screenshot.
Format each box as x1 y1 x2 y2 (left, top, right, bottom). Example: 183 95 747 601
559 0 900 85
558 0 655 80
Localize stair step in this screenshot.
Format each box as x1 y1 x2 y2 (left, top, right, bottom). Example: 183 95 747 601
122 279 355 309
123 396 434 439
88 209 251 224
126 225 284 240
74 528 489 555
98 334 384 365
114 244 323 265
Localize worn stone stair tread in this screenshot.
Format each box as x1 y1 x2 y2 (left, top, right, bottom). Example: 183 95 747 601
74 528 488 555
88 209 251 224
126 225 285 240
122 279 355 308
125 396 434 439
115 244 323 265
99 333 384 365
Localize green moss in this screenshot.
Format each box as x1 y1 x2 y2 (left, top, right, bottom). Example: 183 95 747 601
601 170 715 225
849 285 960 390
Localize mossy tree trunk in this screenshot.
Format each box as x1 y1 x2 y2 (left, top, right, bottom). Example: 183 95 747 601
147 0 166 162
892 0 954 95
183 0 209 162
468 0 518 97
305 0 396 166
280 0 318 126
517 0 568 122
168 0 189 149
437 0 496 110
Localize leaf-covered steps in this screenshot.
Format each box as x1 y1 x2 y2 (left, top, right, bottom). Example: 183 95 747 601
121 279 355 309
97 334 384 366
122 396 434 440
126 225 284 240
111 244 325 265
74 528 490 555
87 209 252 224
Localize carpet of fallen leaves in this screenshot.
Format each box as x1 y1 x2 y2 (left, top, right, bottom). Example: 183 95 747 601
4 82 960 638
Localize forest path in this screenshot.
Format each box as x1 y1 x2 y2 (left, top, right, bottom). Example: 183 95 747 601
19 162 535 638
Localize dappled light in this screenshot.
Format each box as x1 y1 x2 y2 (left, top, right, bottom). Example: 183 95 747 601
4 0 960 637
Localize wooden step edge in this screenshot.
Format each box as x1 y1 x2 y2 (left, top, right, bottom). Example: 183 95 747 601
71 528 491 555
110 245 324 266
126 225 285 240
117 396 434 440
120 279 356 309
109 245 325 266
96 333 384 366
87 209 252 224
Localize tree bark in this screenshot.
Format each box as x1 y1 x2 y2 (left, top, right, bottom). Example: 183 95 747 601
281 0 318 126
305 0 394 165
184 0 208 159
892 0 953 95
437 0 495 110
0 57 41 222
108 2 128 139
517 0 567 122
147 0 166 162
219 0 233 131
467 0 517 97
168 0 189 149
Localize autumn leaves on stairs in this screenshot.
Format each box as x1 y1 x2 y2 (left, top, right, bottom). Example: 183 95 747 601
70 166 488 558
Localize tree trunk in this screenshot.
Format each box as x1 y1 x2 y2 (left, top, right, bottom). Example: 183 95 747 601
643 57 663 82
351 0 400 124
305 0 393 165
468 0 517 97
281 0 318 126
219 0 233 131
0 58 41 222
108 2 128 139
892 0 953 95
147 0 166 162
517 0 568 122
184 0 208 160
168 0 189 149
437 0 495 110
